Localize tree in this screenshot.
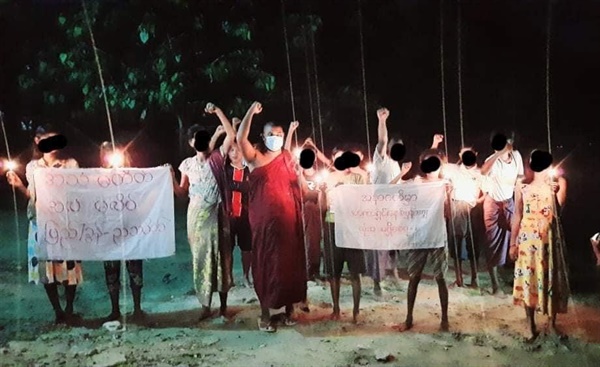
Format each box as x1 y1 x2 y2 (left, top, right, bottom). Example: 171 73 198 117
17 0 276 134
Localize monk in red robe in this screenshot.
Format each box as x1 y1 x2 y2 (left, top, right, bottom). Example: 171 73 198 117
236 101 307 332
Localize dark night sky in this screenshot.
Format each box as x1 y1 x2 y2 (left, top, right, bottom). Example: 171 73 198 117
1 0 600 288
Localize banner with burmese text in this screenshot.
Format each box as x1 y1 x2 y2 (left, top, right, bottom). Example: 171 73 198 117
330 181 448 250
34 167 175 260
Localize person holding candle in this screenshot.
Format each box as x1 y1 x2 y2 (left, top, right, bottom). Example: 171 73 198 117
509 150 569 341
6 125 83 325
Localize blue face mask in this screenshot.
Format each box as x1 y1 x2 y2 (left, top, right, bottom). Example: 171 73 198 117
265 136 284 151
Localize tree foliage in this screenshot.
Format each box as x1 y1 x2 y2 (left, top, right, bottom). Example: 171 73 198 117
17 0 277 124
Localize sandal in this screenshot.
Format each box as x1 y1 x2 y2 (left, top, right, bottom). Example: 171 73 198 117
258 318 276 332
281 315 297 326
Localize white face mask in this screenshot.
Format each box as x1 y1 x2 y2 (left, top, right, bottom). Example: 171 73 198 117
264 135 284 151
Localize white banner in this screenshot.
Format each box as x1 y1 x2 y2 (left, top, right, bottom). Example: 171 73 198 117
34 167 175 260
331 181 448 250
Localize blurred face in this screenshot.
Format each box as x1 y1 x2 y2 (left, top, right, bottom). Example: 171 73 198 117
387 139 400 154
35 132 59 154
228 143 243 164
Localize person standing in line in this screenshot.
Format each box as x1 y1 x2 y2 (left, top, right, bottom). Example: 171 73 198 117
99 142 146 322
322 150 366 323
236 102 307 332
7 127 83 325
510 150 568 341
480 134 524 294
399 152 451 332
443 147 484 288
172 105 236 320
368 107 402 296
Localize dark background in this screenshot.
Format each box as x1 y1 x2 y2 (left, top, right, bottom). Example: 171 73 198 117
1 0 598 292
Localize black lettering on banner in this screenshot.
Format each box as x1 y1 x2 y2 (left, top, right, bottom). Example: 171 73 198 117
78 173 89 186
95 200 108 213
49 201 65 213
125 194 137 211
98 175 111 188
122 171 133 184
110 218 168 245
66 174 78 186
111 173 124 186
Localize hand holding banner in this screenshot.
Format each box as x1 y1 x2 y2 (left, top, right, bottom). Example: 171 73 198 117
34 166 175 260
331 181 448 250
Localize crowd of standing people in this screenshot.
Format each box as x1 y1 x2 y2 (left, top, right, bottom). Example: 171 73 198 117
4 102 570 342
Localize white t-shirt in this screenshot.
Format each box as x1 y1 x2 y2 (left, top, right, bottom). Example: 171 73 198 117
483 150 524 201
371 149 400 184
443 163 482 207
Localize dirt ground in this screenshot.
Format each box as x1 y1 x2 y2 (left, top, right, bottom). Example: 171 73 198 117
1 210 600 366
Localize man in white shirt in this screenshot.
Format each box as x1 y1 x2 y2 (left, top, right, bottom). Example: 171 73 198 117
480 134 524 294
367 107 406 296
444 148 484 288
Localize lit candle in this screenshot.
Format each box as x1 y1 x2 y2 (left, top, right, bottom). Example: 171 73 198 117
108 151 125 168
5 160 17 171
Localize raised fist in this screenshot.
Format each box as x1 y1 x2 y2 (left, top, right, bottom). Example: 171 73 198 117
205 102 218 114
289 121 300 131
303 137 315 147
232 117 241 127
433 134 444 145
249 102 263 115
377 108 390 120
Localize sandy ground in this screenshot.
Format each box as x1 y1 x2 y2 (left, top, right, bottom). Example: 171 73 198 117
1 209 600 366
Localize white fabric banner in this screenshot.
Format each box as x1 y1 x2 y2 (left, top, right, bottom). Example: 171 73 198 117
34 167 175 260
331 181 448 250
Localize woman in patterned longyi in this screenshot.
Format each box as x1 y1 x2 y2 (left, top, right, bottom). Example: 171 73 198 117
172 104 236 321
6 126 83 325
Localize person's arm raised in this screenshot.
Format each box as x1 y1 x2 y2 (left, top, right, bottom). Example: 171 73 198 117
431 134 444 150
208 125 226 153
285 121 299 152
376 108 390 157
305 138 331 167
480 143 512 175
236 102 262 167
206 103 236 156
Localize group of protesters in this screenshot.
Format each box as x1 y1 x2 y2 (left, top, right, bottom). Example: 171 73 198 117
5 101 570 342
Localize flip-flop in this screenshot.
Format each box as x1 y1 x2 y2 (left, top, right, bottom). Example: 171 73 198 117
281 315 297 326
258 318 276 332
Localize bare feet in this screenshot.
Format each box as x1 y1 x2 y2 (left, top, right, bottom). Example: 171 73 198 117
440 319 449 332
397 318 413 332
352 309 360 324
524 331 540 344
198 307 212 322
330 309 341 321
130 310 147 323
